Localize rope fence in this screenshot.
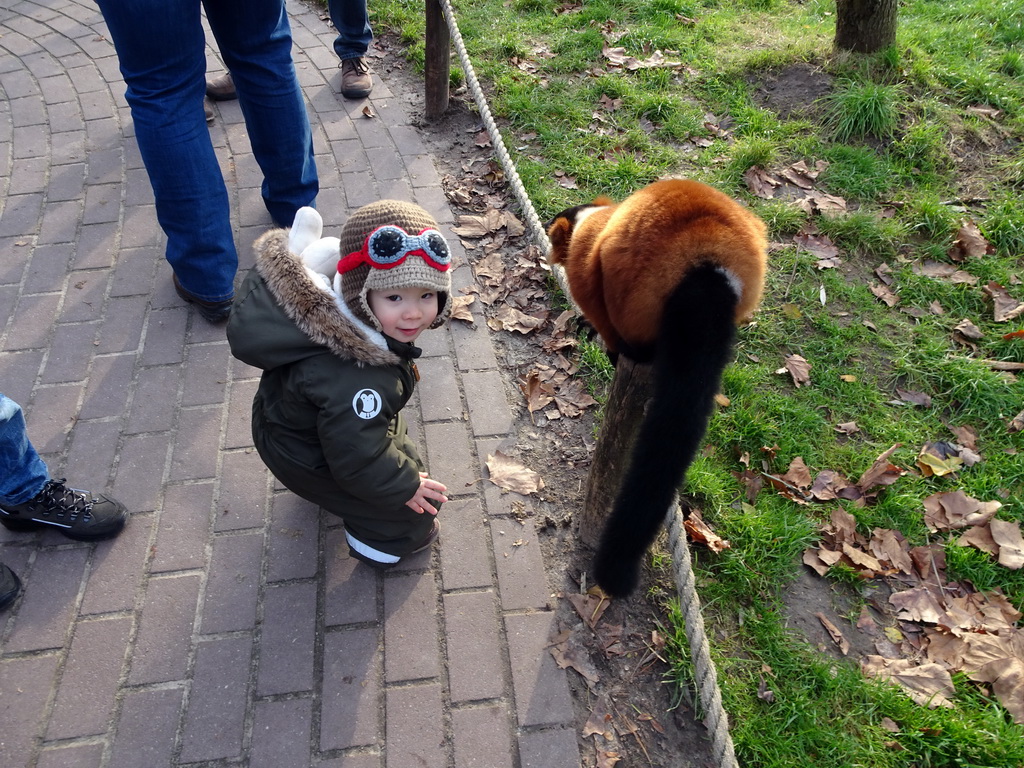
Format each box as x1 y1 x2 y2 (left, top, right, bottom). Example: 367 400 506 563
430 1 739 764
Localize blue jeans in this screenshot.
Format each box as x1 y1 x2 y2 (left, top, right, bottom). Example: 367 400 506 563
0 395 49 507
328 0 372 60
94 0 319 302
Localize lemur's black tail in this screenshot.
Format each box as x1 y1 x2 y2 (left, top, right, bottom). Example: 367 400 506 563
593 263 738 598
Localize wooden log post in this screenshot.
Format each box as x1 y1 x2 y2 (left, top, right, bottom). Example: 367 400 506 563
579 356 654 548
424 0 451 120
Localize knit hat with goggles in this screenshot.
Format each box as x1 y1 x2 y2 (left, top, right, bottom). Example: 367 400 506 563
338 200 453 333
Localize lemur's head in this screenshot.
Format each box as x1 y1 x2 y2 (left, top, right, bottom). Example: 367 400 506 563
545 198 613 265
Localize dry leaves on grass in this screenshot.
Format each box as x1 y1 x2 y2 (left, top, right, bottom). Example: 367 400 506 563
982 281 1024 322
803 492 1024 721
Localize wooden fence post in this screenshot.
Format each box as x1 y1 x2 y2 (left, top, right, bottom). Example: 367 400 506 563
424 0 450 120
579 356 654 548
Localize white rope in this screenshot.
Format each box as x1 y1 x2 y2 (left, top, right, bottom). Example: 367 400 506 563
432 1 739 765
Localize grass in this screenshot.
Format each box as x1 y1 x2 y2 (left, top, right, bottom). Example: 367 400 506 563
362 0 1024 763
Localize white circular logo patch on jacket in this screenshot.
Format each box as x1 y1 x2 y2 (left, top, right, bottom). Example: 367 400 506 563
353 389 383 420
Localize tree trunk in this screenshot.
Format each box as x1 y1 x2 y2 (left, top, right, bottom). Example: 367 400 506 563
835 0 897 53
579 357 653 548
424 0 450 119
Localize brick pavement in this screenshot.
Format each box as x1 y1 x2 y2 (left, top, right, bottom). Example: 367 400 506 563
0 0 582 765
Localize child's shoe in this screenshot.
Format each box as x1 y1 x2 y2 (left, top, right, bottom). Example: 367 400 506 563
348 518 439 570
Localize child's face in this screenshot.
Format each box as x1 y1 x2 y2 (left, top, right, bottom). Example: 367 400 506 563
367 286 439 343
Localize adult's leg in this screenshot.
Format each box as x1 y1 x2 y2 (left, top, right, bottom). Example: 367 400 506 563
205 0 318 228
327 0 372 60
94 0 237 303
0 395 48 507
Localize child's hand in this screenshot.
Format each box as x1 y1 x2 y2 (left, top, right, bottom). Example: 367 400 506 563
405 472 447 515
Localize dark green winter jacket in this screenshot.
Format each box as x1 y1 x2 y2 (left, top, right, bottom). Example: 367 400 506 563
226 228 426 534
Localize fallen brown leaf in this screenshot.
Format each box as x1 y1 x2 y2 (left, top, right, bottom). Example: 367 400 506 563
485 452 544 495
983 281 1024 322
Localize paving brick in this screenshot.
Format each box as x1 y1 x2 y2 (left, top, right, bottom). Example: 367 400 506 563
451 704 515 768
0 192 43 238
224 378 258 449
140 307 187 366
319 755 381 768
0 654 60 768
443 591 506 703
450 319 499 372
4 292 61 351
265 491 319 580
167 406 222 481
95 294 149 353
18 382 81 454
128 573 201 685
72 221 118 270
179 635 253 763
4 547 88 652
46 615 131 739
120 204 163 248
462 370 514 438
519 726 583 768
181 341 230 406
505 612 575 727
384 683 446 768
108 686 184 768
251 697 313 768
0 349 44 405
200 532 263 634
491 519 553 611
422 421 477 494
257 580 317 696
438 499 493 591
321 627 381 751
125 365 180 434
38 199 82 245
109 245 159 298
78 353 136 419
112 432 170 513
415 355 462 423
39 320 98 383
80 510 153 614
323 526 378 627
36 743 104 768
215 449 271 532
60 269 109 323
151 482 213 572
64 418 120 489
24 242 73 293
383 571 440 683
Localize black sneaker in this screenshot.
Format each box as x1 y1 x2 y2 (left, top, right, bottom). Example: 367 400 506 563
0 479 128 541
0 562 21 612
348 518 439 570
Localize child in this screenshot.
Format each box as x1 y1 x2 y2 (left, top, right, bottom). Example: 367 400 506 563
227 201 452 568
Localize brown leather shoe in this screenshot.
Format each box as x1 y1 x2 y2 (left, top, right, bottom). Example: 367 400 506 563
340 58 372 99
206 72 237 101
204 101 215 124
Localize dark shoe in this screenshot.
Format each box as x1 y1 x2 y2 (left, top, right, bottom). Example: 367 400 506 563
206 72 237 101
0 479 128 542
173 274 233 322
340 58 373 99
0 563 21 612
348 518 439 570
410 517 440 554
204 101 215 124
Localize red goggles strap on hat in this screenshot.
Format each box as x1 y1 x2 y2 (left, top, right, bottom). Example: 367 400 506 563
338 225 451 275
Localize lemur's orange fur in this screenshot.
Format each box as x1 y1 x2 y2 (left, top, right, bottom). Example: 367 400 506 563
547 179 767 361
546 178 768 597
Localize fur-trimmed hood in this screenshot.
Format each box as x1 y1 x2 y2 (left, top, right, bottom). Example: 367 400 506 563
227 227 402 372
